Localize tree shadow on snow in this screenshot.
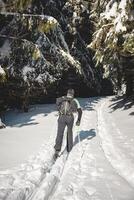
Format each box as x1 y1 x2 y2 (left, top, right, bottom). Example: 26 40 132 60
79 97 103 111
4 104 57 127
129 112 134 116
17 122 39 127
73 129 96 146
109 96 134 115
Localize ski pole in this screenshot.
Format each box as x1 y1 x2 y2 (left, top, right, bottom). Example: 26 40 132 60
77 125 81 152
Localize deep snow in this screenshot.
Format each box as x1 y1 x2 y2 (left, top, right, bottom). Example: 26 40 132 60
0 97 134 200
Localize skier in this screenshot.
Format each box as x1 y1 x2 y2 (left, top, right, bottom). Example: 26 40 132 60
54 89 82 159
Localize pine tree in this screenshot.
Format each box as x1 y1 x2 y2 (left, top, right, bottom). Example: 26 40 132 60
89 0 134 97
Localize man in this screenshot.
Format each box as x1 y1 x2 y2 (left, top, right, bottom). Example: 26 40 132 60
54 89 82 159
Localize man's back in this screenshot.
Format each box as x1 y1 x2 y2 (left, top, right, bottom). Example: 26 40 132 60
56 96 81 114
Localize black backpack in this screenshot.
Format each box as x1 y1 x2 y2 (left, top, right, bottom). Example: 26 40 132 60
59 98 73 115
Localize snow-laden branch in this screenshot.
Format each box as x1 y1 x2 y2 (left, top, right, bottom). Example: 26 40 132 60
0 11 57 21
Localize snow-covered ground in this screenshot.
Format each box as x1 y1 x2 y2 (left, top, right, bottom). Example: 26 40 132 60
0 104 57 169
0 97 134 200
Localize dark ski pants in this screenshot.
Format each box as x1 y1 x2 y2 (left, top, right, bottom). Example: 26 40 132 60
54 115 74 153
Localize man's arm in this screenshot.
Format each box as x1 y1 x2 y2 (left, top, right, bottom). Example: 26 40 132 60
73 99 82 126
76 108 82 126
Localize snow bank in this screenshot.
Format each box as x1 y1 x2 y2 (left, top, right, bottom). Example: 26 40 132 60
97 99 134 188
0 141 55 200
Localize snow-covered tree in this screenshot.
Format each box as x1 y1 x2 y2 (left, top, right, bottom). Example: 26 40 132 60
89 0 134 96
0 0 102 113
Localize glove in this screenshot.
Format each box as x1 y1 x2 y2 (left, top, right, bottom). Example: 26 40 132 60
76 120 80 126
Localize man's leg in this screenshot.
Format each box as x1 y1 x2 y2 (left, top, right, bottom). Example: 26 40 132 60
54 116 66 153
66 115 74 152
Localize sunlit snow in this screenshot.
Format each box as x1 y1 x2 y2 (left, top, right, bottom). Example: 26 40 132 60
0 97 134 200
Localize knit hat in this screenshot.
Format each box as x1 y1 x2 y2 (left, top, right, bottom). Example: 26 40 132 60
67 89 75 98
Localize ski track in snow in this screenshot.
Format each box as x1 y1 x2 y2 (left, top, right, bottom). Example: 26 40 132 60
0 105 59 200
49 98 134 200
97 98 134 188
0 98 134 200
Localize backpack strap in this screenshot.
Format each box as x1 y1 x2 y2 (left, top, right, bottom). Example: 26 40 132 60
57 96 73 115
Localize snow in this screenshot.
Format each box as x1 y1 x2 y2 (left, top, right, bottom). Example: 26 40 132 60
0 65 5 75
59 49 81 72
22 66 35 80
119 0 127 12
97 97 134 187
0 40 11 59
115 15 127 33
105 2 118 20
0 105 57 169
43 16 57 24
0 97 134 200
0 0 5 12
101 0 131 34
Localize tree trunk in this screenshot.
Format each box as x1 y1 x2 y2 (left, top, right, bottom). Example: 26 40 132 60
125 73 134 97
121 55 134 97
